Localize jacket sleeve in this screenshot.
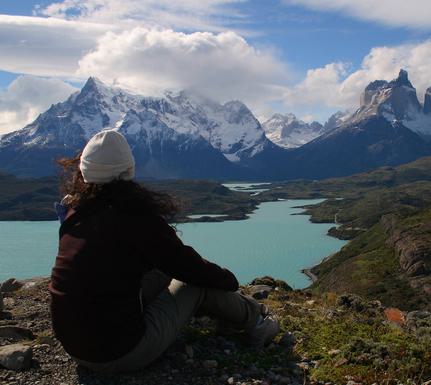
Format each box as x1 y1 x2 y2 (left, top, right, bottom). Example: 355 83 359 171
139 216 239 291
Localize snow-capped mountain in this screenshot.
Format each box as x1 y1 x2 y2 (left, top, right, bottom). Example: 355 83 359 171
346 69 431 138
0 77 264 178
261 113 325 148
141 89 268 162
280 70 431 179
1 71 431 181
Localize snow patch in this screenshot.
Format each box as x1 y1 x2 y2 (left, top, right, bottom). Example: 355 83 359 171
262 113 324 148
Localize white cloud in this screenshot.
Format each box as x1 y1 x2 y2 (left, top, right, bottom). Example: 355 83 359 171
77 27 288 107
0 76 77 134
0 15 110 77
1 8 431 133
284 0 431 29
283 40 431 111
0 15 288 134
38 0 249 32
284 63 350 108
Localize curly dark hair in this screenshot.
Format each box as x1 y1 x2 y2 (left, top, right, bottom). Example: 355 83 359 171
57 152 178 222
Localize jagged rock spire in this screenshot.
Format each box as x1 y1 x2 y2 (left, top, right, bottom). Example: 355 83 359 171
389 69 414 88
357 69 422 121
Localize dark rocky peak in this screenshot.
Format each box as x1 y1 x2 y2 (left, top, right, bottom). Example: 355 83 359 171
79 77 104 97
360 70 415 107
365 80 389 91
424 87 431 115
357 69 421 121
389 69 414 89
361 80 389 105
384 69 421 119
73 77 109 110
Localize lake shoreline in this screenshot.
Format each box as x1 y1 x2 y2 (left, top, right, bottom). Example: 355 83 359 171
1 197 346 288
180 195 344 287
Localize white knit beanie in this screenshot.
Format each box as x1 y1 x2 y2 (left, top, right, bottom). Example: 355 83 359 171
79 129 135 184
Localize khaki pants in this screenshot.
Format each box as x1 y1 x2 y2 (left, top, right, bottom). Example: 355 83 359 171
74 270 261 373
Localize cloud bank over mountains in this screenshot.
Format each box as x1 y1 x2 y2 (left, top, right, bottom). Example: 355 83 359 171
0 76 77 134
0 0 430 133
77 28 287 105
284 40 431 110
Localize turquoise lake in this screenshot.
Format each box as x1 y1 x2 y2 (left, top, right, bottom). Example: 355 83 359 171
0 198 346 288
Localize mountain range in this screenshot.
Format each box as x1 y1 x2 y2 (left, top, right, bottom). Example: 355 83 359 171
281 69 431 179
0 69 430 180
261 113 327 149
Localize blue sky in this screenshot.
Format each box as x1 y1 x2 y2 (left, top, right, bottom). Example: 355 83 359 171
0 0 430 133
237 1 428 71
1 0 428 80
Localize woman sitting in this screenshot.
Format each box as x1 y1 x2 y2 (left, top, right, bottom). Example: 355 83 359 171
49 129 279 373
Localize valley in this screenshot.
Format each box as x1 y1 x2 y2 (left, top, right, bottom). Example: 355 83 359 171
1 155 431 312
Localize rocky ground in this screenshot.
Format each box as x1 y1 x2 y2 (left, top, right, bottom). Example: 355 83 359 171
0 276 430 385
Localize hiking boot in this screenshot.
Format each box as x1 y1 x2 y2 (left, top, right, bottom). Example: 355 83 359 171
216 303 270 336
247 315 280 348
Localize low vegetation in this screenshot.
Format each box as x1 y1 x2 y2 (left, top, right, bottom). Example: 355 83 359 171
257 156 431 311
0 174 257 222
1 277 430 384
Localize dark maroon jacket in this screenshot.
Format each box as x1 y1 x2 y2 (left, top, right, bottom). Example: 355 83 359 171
49 199 239 363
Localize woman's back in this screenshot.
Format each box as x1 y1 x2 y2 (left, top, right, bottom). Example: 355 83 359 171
50 200 152 363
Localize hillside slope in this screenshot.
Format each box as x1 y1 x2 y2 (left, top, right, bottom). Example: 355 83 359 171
256 156 431 311
0 277 430 384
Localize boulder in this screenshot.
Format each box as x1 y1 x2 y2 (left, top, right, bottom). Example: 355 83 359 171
249 285 273 300
336 294 382 315
406 310 431 332
380 214 431 281
0 278 24 293
250 276 293 291
406 260 428 277
337 294 366 312
0 343 32 370
0 326 35 341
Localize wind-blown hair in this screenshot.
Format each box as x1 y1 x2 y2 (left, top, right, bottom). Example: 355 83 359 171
57 152 178 222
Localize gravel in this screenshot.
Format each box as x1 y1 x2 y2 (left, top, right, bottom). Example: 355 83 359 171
0 277 301 385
